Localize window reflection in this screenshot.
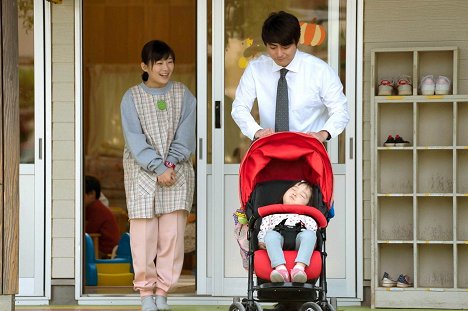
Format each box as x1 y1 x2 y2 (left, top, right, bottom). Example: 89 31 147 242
224 0 348 164
18 0 35 164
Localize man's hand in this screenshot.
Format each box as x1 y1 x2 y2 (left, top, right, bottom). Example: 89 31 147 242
258 242 266 250
157 168 176 187
307 130 329 142
254 128 274 140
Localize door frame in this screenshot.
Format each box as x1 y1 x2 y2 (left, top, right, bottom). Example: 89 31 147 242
204 0 364 302
16 0 52 304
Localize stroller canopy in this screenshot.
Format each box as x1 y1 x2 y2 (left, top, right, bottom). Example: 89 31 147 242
239 132 334 210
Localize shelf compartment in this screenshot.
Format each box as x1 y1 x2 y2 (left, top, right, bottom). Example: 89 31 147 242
457 150 468 193
378 150 413 194
456 197 468 241
417 50 455 95
417 197 453 241
457 102 468 146
457 245 468 288
417 150 453 193
378 197 413 241
378 102 413 146
416 102 453 146
418 244 454 288
374 52 413 96
378 244 413 288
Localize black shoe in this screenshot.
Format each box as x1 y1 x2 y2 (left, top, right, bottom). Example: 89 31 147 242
383 135 395 147
394 134 410 147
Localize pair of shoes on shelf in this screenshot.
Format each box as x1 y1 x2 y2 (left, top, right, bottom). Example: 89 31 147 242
420 75 451 95
381 272 413 288
383 134 411 147
378 75 412 96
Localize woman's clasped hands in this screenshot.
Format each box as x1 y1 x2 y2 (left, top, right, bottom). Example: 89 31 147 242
157 168 176 187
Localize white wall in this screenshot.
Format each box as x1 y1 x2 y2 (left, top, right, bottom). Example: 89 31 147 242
51 0 76 279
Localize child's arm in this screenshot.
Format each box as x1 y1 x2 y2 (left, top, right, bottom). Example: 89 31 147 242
166 86 196 165
121 90 167 176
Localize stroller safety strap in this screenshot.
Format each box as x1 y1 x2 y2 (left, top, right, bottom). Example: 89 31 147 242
273 219 304 250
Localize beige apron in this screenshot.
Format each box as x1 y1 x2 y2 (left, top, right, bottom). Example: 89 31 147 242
123 82 194 219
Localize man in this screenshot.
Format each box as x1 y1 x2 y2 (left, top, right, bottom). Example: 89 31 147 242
84 175 120 258
231 11 349 142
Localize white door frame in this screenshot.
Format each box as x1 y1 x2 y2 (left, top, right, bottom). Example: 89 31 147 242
205 0 363 302
16 0 52 305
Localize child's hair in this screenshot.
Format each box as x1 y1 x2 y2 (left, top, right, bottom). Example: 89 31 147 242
261 11 300 46
140 40 176 81
85 175 101 199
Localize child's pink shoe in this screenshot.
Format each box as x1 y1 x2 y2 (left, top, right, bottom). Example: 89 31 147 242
291 268 307 283
270 268 290 282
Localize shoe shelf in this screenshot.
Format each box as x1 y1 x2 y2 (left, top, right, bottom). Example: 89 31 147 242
371 47 468 308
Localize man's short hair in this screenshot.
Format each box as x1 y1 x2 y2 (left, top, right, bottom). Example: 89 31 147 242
85 175 101 199
262 11 300 46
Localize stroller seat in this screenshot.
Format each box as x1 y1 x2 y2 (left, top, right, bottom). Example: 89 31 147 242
254 249 322 281
253 202 328 282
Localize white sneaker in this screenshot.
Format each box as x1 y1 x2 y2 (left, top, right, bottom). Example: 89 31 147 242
378 79 394 96
420 75 435 95
396 75 412 95
435 75 451 95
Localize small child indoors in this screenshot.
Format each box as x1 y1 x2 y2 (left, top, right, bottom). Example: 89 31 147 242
257 181 317 283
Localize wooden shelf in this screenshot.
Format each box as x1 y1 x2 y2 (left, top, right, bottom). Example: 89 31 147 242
371 47 468 307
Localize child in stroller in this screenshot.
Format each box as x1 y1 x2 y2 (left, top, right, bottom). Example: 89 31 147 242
258 181 318 284
231 132 335 311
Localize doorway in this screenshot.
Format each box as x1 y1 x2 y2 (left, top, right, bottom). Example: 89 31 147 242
81 0 197 296
201 0 358 297
17 0 47 299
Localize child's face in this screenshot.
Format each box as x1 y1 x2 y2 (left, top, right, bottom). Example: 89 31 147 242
141 56 174 88
283 183 312 205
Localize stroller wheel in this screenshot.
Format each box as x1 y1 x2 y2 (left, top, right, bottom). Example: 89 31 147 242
299 302 321 311
229 302 246 311
323 302 336 311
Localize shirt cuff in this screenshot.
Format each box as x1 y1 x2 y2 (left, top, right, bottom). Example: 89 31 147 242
166 155 178 166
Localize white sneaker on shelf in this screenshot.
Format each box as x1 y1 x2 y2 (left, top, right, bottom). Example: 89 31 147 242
396 75 412 95
420 75 435 95
435 75 451 95
378 79 394 96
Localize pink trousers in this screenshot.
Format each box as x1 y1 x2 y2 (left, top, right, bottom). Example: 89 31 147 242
129 210 187 297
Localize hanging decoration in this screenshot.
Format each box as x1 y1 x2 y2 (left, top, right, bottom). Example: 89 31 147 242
299 18 326 47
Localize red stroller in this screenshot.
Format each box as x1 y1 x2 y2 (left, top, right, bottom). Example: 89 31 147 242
230 132 336 311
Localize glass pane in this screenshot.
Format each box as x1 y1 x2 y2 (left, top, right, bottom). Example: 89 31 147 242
18 0 35 164
224 0 339 163
83 0 197 294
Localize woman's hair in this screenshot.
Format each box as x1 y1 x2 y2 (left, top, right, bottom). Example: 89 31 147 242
261 11 300 46
140 40 176 81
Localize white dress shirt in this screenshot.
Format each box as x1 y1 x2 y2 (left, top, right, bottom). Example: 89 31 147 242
231 50 349 140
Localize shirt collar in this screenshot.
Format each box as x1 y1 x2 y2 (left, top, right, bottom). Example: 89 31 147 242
270 50 301 73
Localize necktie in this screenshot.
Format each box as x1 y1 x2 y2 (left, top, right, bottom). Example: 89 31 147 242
275 68 289 132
